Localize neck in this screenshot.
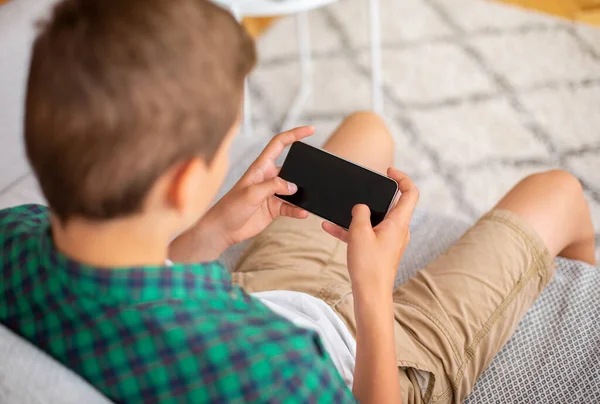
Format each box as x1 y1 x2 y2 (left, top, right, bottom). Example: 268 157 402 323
52 214 170 268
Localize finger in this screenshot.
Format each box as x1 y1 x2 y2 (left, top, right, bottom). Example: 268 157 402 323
280 203 309 219
250 127 315 172
348 204 374 241
322 221 349 243
240 128 315 186
385 168 419 225
246 177 297 205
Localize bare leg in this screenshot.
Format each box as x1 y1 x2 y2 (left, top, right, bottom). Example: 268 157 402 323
495 169 596 265
322 111 395 174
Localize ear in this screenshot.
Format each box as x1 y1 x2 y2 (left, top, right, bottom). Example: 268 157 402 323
166 158 209 218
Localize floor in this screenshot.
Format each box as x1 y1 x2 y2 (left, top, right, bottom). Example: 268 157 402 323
495 0 600 27
0 0 599 258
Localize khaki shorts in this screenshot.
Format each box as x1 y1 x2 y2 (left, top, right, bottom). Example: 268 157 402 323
232 209 554 403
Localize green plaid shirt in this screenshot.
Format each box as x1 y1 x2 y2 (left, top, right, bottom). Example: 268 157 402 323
0 205 355 403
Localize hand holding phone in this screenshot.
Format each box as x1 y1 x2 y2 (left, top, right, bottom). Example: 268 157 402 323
277 142 399 229
327 168 420 296
170 128 313 263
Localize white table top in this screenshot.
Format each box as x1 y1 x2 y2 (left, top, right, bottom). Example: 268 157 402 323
213 0 340 17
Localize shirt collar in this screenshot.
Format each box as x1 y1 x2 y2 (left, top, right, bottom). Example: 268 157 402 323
37 222 233 304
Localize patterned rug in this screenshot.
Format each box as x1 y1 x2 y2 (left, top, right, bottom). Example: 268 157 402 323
242 0 600 259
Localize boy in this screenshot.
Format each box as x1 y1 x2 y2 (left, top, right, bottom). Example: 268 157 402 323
0 0 595 403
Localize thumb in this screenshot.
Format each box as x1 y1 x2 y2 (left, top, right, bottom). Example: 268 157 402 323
348 204 373 240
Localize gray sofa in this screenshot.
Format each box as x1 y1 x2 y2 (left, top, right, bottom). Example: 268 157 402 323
1 0 599 403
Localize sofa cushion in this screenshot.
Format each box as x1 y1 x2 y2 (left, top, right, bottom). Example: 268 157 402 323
0 324 111 404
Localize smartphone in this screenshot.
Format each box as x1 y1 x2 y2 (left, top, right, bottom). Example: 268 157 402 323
277 141 399 230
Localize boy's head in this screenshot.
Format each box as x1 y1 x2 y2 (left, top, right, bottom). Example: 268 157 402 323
25 0 255 229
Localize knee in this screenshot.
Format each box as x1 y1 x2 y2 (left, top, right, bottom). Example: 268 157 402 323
345 110 384 122
527 169 583 196
343 111 395 147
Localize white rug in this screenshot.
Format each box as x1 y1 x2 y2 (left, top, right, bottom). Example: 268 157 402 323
244 0 600 259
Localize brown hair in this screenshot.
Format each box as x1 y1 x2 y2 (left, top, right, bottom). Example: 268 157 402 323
25 0 255 221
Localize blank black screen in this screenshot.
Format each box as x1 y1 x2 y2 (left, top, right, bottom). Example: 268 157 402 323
277 142 398 229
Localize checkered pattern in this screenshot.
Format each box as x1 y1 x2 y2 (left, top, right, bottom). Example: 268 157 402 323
0 205 355 403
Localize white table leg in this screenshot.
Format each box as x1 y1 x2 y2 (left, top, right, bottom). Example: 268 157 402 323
369 0 383 113
228 2 254 137
281 11 312 131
